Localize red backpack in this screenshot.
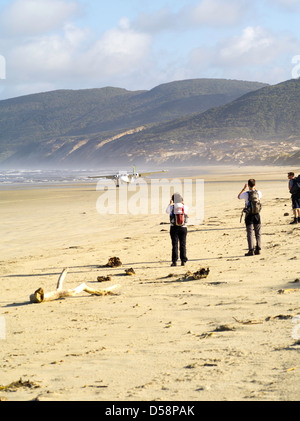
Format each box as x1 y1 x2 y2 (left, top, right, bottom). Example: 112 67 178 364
171 203 185 226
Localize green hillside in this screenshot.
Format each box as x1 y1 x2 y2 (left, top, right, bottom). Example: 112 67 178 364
128 78 300 144
188 78 300 140
2 78 299 167
82 78 300 166
0 87 141 158
0 78 267 164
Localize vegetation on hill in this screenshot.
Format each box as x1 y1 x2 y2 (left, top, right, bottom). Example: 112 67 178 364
127 78 300 144
1 78 300 167
0 79 267 163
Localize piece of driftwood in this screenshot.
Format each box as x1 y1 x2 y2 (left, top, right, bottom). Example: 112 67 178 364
232 316 263 325
265 314 293 321
30 268 119 303
278 288 299 294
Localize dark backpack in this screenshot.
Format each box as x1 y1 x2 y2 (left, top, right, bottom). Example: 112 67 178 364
290 175 300 195
246 190 261 215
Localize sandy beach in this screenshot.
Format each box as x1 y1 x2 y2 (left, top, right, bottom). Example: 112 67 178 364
0 165 300 401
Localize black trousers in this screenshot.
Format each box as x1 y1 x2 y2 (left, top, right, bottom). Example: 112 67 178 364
170 225 187 263
291 193 300 209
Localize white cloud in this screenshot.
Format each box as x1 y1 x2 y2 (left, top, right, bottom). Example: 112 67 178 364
9 26 82 79
64 22 90 48
219 26 276 65
5 17 152 96
81 21 152 78
185 25 300 83
190 0 247 26
1 0 81 36
1 0 300 99
133 7 181 33
272 0 300 11
134 0 248 34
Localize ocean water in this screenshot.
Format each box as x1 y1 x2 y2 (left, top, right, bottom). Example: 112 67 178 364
0 169 97 188
0 167 175 188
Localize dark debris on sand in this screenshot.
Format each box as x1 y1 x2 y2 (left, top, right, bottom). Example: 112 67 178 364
104 257 122 268
182 268 210 281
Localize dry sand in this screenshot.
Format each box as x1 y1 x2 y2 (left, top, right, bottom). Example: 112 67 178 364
0 165 300 401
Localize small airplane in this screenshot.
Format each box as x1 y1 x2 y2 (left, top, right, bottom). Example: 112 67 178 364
89 167 168 187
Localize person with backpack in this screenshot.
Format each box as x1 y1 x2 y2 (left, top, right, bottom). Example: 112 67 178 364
238 179 262 256
166 193 188 266
288 172 300 224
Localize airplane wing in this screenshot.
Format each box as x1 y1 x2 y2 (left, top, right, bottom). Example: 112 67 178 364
88 174 117 179
138 170 168 177
88 169 168 180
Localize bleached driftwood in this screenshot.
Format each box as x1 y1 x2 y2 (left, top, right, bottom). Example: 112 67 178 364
30 268 119 304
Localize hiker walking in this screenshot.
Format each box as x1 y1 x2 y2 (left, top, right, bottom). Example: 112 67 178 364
288 172 300 224
166 193 188 266
238 179 262 256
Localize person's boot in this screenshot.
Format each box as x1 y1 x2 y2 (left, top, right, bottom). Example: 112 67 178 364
245 250 254 256
255 247 261 255
298 216 300 223
290 217 298 224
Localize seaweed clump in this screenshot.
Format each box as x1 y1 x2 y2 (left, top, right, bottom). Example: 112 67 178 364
105 257 122 268
183 268 210 281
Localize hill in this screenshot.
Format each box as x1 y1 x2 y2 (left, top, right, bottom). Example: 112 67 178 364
152 78 300 141
80 78 300 166
0 79 267 167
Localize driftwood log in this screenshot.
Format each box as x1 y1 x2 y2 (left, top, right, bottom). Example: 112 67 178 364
30 268 119 304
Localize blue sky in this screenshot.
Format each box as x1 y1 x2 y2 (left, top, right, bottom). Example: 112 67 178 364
0 0 300 99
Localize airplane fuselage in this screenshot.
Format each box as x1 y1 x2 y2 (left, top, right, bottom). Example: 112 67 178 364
116 171 139 186
88 168 167 186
